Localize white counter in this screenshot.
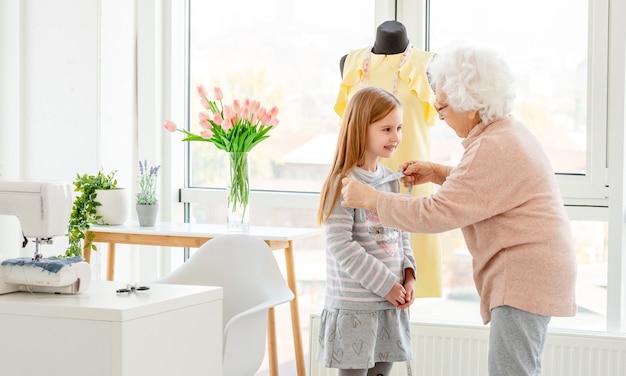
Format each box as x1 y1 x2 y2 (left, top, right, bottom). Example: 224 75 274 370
0 280 223 376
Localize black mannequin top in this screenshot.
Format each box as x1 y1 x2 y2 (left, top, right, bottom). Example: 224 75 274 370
339 20 410 77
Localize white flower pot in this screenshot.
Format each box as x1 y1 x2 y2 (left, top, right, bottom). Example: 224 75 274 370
95 188 129 225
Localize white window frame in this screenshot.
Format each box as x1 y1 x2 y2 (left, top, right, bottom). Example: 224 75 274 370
557 0 609 208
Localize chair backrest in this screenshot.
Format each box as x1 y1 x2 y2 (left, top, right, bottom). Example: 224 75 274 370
156 234 294 376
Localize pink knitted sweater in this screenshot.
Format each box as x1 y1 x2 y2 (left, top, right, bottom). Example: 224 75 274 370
376 115 577 324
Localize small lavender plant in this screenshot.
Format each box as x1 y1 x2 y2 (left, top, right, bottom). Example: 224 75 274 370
136 160 160 205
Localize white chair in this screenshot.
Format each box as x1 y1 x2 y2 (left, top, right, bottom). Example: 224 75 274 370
156 233 294 376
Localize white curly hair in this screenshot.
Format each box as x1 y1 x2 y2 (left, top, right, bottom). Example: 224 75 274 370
428 44 516 124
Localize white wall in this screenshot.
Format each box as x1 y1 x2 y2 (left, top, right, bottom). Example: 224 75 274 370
0 0 185 281
0 0 136 259
0 0 23 257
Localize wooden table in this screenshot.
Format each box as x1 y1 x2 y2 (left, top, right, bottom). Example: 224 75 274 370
83 222 321 376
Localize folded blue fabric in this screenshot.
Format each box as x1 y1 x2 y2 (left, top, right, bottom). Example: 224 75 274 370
1 256 85 274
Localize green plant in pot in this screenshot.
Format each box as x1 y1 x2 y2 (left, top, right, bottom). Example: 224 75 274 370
136 160 160 206
64 169 119 257
136 160 160 227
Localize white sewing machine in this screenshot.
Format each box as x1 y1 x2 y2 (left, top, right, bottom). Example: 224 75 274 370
0 180 91 294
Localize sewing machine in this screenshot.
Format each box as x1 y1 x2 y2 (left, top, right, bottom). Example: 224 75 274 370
0 180 91 294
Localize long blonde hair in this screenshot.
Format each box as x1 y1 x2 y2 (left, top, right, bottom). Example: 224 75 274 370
317 86 401 225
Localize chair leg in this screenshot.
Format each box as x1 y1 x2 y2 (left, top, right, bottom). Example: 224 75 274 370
268 307 279 376
284 242 306 376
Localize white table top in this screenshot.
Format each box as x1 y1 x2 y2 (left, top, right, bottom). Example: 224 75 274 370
90 221 322 241
0 280 222 321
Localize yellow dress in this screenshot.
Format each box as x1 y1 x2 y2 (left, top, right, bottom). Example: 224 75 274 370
334 47 442 297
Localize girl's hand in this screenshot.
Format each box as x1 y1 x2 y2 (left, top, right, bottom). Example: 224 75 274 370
397 280 415 309
384 282 407 307
397 268 415 309
341 178 379 211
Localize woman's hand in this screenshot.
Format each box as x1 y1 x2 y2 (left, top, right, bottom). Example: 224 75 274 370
340 178 379 211
399 160 448 186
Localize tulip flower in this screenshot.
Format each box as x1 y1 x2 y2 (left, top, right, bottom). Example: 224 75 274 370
223 105 235 121
164 120 177 132
221 118 233 130
213 87 224 101
268 106 279 118
199 118 212 130
199 111 211 121
200 97 211 110
240 105 250 120
197 85 208 98
256 107 267 123
261 112 273 125
213 112 223 124
232 99 241 115
250 100 261 115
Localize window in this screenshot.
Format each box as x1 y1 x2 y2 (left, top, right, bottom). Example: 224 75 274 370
184 0 609 207
427 0 607 205
179 0 620 333
417 0 610 330
187 0 377 195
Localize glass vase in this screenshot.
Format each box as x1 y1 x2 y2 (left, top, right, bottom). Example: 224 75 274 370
227 152 250 232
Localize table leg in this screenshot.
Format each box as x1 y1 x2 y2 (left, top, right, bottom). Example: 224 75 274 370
106 242 116 281
83 246 91 263
267 307 279 376
284 241 306 376
83 231 92 263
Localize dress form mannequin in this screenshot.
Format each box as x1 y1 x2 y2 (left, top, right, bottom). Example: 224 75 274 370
334 20 443 298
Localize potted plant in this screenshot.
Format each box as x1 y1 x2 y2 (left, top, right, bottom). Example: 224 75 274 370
64 169 122 257
136 160 160 226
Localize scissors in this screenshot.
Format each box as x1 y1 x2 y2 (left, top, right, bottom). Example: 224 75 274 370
116 283 150 294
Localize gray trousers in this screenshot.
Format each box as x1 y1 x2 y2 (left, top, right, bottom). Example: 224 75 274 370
488 305 551 376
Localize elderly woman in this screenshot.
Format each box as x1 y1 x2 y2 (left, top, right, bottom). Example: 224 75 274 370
340 46 577 376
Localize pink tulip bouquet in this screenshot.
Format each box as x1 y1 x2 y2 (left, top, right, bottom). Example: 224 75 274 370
164 86 279 229
163 85 279 153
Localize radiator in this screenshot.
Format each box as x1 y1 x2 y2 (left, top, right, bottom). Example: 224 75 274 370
309 314 626 376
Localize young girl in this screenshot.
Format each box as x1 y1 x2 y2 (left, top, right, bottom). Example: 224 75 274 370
316 86 416 376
